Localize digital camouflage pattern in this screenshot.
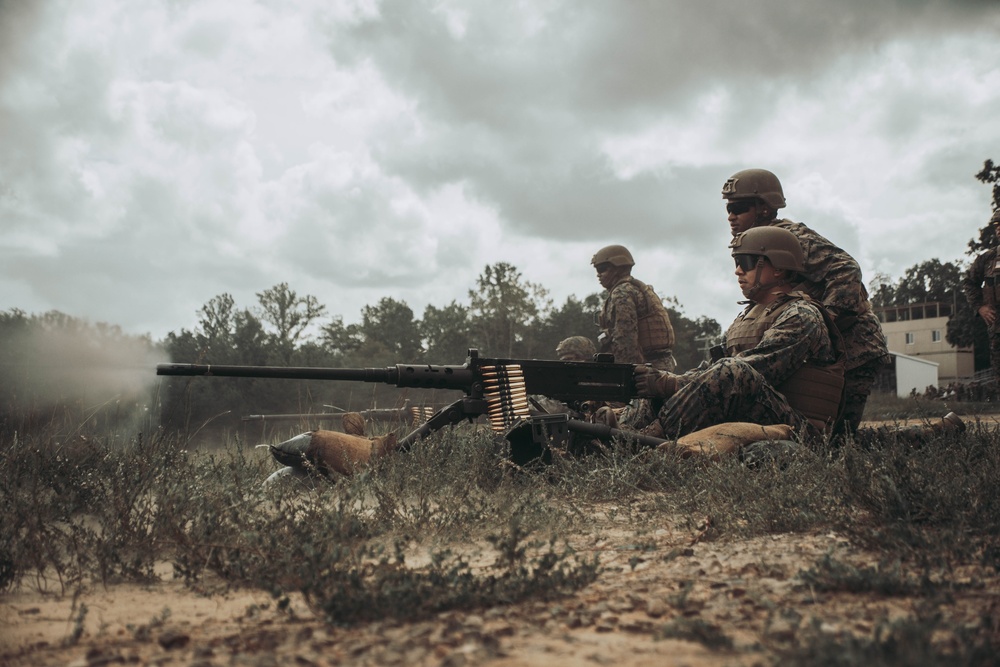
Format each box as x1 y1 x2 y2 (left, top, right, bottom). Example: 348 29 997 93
766 218 889 434
961 246 1000 379
627 297 835 439
598 276 676 371
839 363 881 433
962 247 1000 334
555 336 597 362
768 219 887 370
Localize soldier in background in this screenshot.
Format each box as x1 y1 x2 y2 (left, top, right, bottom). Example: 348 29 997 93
961 209 1000 383
592 245 677 371
555 335 597 362
631 226 843 440
721 168 890 436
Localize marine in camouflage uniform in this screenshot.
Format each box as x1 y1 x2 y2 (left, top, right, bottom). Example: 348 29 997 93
960 209 1000 382
721 169 889 435
631 226 843 440
592 245 677 372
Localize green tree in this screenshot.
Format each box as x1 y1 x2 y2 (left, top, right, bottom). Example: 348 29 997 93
163 289 326 433
468 263 551 357
256 283 326 363
198 293 236 357
357 297 423 363
886 259 963 306
421 301 473 362
320 315 363 360
232 308 271 365
531 294 602 359
867 259 976 356
968 159 1000 255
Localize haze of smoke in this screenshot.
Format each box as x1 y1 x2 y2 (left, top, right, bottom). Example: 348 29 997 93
2 317 169 432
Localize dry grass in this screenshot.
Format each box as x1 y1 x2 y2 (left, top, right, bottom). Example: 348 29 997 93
2 394 999 663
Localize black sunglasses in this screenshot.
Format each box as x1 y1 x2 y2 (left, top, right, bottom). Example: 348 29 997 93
726 200 754 215
733 254 762 272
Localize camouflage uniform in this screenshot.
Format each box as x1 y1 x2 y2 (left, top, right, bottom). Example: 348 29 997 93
961 246 1000 379
598 276 677 371
767 219 889 433
635 296 837 439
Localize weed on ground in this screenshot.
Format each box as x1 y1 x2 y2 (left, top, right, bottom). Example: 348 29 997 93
3 399 1000 661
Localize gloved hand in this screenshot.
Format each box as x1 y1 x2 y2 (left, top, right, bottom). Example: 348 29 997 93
633 365 678 398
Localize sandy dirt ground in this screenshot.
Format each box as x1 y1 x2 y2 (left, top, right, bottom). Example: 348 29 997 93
3 516 999 666
3 416 999 666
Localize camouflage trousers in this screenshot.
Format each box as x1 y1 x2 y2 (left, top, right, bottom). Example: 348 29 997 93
833 358 885 437
622 358 813 440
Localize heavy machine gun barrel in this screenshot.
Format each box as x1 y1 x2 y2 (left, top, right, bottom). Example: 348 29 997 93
156 362 474 389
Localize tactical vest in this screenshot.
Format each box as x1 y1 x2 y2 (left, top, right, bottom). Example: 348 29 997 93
600 277 675 356
724 293 845 432
982 250 1000 308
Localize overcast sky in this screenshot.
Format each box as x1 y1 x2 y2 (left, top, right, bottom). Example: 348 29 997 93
2 0 999 345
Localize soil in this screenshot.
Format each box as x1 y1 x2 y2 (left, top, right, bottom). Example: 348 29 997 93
4 418 1000 666
3 523 998 667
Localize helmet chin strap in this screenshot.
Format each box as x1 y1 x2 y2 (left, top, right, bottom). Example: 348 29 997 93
744 258 785 301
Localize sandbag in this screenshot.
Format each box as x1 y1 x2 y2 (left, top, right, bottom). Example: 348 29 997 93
663 422 795 459
304 429 398 476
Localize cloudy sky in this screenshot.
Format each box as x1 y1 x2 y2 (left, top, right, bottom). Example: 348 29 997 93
2 0 999 344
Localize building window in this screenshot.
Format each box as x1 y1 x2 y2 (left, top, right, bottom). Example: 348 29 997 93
905 332 915 345
932 330 942 342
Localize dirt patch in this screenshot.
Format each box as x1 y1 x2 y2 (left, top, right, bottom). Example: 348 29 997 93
3 519 998 667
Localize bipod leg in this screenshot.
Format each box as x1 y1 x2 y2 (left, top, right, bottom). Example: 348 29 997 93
397 397 488 451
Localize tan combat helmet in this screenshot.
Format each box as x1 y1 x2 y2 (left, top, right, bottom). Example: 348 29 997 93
591 245 635 267
721 169 787 210
555 336 597 362
730 226 805 273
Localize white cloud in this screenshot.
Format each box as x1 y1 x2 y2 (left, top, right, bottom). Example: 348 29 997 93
1 0 999 342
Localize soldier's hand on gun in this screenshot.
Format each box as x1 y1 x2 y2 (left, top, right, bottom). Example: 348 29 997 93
633 365 679 398
979 305 997 327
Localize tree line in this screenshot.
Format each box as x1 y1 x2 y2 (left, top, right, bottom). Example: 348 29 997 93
160 262 721 433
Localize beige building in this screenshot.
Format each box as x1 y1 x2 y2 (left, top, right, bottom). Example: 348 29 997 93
874 301 974 383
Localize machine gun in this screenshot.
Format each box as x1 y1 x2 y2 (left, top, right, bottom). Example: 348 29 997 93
157 348 666 464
